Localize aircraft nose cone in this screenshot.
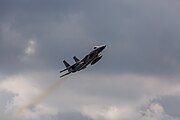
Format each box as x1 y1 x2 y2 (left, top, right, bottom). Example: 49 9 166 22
101 45 106 50
102 45 106 49
99 45 106 52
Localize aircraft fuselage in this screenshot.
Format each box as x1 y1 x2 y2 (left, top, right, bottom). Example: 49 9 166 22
60 45 106 77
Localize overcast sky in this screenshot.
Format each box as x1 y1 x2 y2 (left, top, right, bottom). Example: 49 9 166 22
0 0 180 120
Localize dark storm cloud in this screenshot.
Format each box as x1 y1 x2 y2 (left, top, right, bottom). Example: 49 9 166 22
0 0 86 74
0 0 180 76
1 1 180 120
83 0 180 75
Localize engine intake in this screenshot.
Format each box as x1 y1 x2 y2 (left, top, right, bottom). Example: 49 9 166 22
91 54 103 65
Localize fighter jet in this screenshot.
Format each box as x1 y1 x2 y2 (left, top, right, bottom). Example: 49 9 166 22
60 45 106 77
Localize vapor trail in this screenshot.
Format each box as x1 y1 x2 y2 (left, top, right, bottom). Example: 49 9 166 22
14 75 69 119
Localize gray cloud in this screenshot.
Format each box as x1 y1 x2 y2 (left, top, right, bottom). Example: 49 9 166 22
0 0 180 75
156 95 180 118
1 0 180 120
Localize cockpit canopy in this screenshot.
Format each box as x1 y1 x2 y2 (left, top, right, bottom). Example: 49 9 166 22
93 46 98 49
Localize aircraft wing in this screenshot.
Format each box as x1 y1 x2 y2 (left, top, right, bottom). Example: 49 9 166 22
81 55 88 62
81 52 95 62
60 72 71 78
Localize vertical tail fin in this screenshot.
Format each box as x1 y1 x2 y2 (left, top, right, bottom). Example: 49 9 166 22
73 56 80 62
63 60 70 68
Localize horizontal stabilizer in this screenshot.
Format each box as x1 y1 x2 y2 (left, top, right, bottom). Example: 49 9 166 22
60 68 68 73
60 72 71 78
73 56 80 62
